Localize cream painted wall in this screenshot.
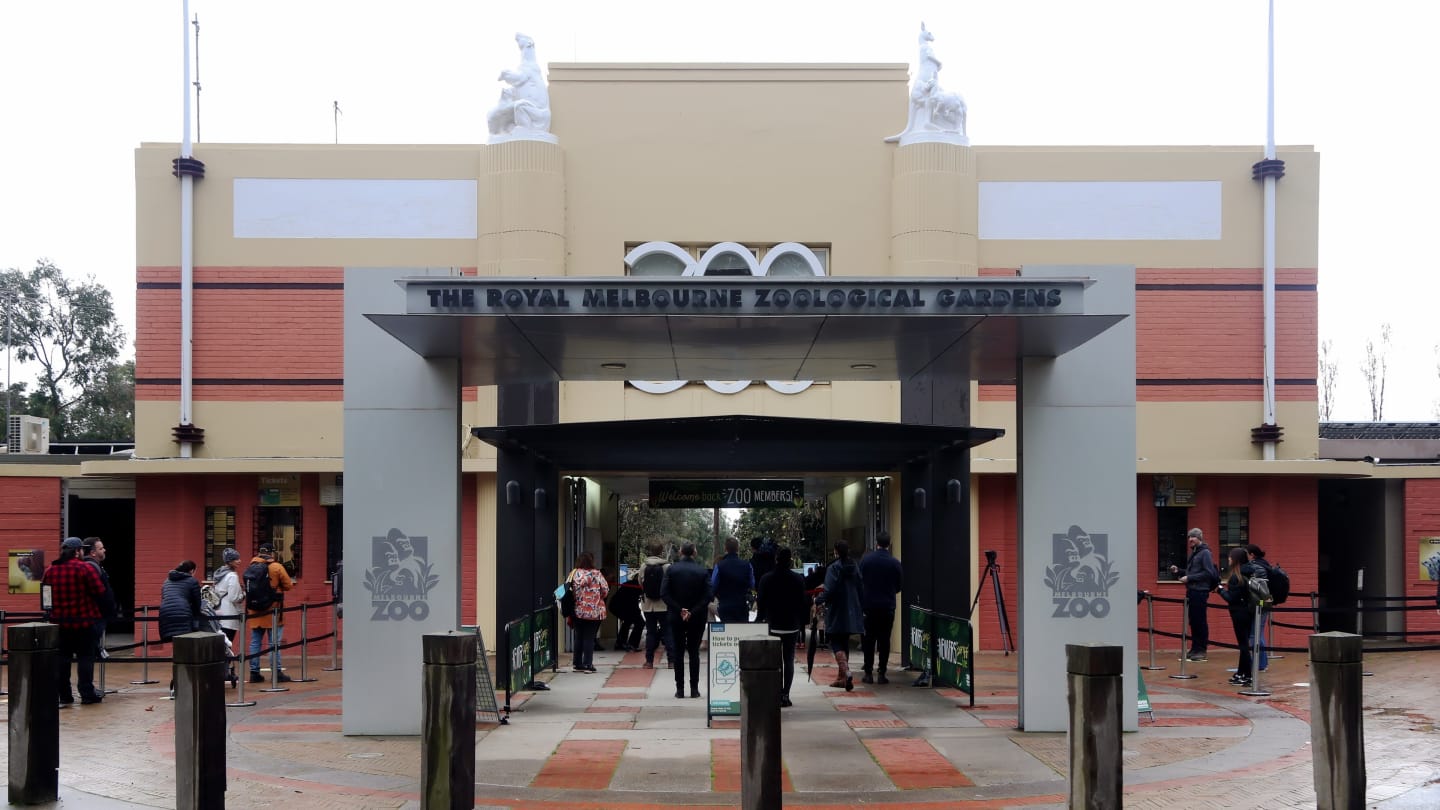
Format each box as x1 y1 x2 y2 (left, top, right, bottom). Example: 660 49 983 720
134 400 343 458
975 147 1318 269
475 472 498 642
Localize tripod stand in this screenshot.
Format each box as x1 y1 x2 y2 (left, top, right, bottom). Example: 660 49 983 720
969 550 1015 654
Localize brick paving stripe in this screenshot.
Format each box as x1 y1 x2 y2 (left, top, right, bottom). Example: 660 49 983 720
846 717 908 728
585 705 642 713
574 720 636 730
710 738 794 793
530 739 627 790
603 667 658 688
862 738 974 789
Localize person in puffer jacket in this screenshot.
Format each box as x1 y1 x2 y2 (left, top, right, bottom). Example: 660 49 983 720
159 560 204 642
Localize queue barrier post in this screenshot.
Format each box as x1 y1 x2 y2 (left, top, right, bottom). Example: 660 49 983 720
324 600 342 672
227 621 256 708
1139 592 1164 671
259 606 289 693
130 605 160 684
294 603 318 683
1169 592 1196 680
1238 603 1270 697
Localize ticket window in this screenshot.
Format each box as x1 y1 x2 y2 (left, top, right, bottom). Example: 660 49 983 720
254 506 303 579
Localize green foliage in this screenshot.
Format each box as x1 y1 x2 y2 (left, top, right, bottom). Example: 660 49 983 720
617 499 727 567
733 499 827 566
2 261 129 441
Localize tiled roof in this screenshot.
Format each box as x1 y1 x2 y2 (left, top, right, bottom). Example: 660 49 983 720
1320 422 1440 440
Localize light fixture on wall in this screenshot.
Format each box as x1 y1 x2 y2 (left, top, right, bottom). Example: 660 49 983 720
506 480 520 506
534 488 547 510
913 487 927 510
851 363 877 370
601 362 627 370
947 479 963 505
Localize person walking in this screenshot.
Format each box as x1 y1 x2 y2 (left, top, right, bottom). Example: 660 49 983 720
710 537 754 623
661 542 712 699
636 542 673 669
1217 547 1258 686
609 574 645 652
1168 528 1219 661
756 546 809 707
858 531 903 684
817 540 865 691
42 537 108 705
566 551 608 672
246 544 295 683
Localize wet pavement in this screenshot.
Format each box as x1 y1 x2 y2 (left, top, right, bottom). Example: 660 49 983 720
1 643 1436 808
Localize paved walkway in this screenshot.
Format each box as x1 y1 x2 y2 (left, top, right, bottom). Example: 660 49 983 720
2 645 1437 808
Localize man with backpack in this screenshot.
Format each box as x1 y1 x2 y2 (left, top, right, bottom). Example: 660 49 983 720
245 544 294 683
636 541 673 670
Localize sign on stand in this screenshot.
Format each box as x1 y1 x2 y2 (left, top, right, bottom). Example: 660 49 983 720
707 621 770 727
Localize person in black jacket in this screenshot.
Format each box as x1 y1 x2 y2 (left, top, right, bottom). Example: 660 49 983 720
1217 547 1258 687
661 542 712 699
710 537 754 623
159 560 204 694
756 546 809 707
609 576 645 652
159 560 204 642
1168 528 1220 661
858 531 903 684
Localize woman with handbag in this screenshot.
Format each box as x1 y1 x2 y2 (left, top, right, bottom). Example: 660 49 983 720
567 551 608 673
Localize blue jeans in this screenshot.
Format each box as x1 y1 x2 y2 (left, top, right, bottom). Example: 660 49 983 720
249 625 284 674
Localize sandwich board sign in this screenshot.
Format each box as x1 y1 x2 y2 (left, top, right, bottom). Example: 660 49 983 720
706 621 770 727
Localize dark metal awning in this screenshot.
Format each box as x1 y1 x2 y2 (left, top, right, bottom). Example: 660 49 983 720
367 277 1126 387
472 415 1003 473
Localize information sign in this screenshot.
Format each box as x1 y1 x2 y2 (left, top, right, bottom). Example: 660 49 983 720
706 621 770 724
650 480 803 509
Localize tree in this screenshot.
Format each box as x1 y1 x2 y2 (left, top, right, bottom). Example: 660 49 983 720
733 499 827 565
1318 339 1338 422
1361 323 1391 422
2 261 128 441
65 360 134 441
617 500 724 566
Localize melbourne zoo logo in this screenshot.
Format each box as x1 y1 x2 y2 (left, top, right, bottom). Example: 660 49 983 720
364 528 439 621
1044 525 1120 619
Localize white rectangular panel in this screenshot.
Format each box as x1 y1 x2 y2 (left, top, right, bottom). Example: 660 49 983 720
980 181 1221 240
234 178 477 239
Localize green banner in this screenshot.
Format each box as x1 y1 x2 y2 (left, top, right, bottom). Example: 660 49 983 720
1138 670 1152 714
907 605 931 673
506 615 532 694
933 614 973 695
649 479 803 509
531 608 555 673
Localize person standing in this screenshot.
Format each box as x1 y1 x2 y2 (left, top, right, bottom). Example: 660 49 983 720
756 546 809 707
160 560 205 693
1168 528 1219 661
858 531 903 684
246 544 295 683
212 548 245 685
817 541 865 691
661 541 712 699
81 537 119 660
710 537 754 623
566 551 608 672
636 542 673 669
609 574 644 652
42 537 108 705
1217 547 1258 686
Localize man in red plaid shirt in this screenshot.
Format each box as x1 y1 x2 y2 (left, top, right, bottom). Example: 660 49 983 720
42 537 108 705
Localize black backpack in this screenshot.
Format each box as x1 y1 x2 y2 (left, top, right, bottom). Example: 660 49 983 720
244 561 278 611
642 562 665 601
1265 560 1292 605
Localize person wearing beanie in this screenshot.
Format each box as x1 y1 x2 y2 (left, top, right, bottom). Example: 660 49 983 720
42 537 108 705
212 547 245 685
246 544 294 683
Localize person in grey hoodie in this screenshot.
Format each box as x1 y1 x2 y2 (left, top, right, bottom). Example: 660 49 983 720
1169 528 1219 661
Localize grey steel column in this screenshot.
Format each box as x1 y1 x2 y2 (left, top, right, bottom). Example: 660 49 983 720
739 637 782 810
1066 642 1122 810
1310 632 1365 809
422 632 476 810
173 631 227 810
7 622 59 805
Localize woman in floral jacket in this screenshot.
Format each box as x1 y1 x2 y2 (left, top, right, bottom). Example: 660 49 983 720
568 551 609 672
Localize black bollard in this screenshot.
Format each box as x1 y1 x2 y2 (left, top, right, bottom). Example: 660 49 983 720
739 637 782 810
7 622 59 805
422 632 477 810
1066 643 1123 810
174 632 228 810
1310 632 1365 809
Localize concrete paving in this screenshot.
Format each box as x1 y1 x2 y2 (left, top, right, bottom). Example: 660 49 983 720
1 642 1436 808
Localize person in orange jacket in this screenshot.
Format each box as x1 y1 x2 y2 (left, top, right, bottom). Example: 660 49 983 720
244 544 294 683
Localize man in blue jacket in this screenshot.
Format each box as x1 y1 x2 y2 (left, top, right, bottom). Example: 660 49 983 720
710 537 754 623
859 531 903 684
1169 528 1220 661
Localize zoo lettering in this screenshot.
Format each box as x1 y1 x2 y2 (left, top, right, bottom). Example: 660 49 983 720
424 286 1064 312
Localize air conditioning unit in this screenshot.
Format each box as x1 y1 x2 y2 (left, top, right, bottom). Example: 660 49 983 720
7 415 51 455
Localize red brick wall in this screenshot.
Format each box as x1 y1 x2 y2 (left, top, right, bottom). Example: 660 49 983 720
462 476 478 625
0 477 62 614
977 267 1317 402
1403 480 1440 641
975 474 1318 655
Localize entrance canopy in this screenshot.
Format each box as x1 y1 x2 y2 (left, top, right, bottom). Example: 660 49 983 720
367 276 1125 386
473 415 1004 473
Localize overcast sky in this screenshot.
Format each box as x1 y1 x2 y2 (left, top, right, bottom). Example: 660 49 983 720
2 0 1437 421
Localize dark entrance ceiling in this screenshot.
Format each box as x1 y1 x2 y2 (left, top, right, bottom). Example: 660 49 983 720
472 415 1003 473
